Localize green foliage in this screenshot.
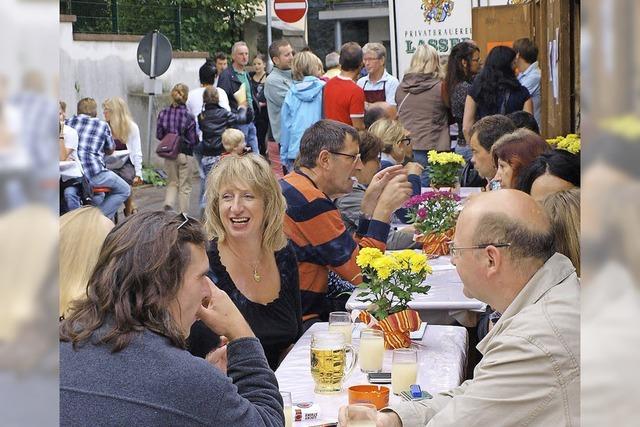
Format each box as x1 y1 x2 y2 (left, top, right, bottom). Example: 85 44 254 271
64 0 263 54
142 166 167 186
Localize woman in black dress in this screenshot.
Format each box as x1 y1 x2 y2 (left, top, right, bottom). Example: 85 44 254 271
188 154 302 370
250 53 270 158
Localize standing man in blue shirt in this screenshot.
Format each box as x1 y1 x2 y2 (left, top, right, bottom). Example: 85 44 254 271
513 38 541 127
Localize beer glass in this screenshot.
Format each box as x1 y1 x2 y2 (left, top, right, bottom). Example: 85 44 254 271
310 331 358 393
391 348 418 395
345 403 377 426
358 329 385 373
328 311 353 344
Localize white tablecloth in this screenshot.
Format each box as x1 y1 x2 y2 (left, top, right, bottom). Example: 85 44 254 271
276 322 468 425
346 256 485 326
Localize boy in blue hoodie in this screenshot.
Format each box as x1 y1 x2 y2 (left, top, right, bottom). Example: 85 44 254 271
280 52 326 173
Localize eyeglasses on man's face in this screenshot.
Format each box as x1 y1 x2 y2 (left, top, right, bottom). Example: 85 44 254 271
447 241 511 257
328 150 361 164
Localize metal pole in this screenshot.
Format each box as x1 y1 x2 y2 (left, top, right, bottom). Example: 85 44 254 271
335 20 342 52
147 31 158 168
266 0 273 71
146 94 154 167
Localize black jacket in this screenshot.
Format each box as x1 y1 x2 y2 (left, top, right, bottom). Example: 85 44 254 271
197 104 252 156
216 66 259 113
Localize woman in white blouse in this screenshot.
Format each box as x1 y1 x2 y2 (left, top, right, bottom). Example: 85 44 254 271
103 97 143 216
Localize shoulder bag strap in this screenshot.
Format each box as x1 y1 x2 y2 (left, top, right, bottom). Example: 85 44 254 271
397 92 411 115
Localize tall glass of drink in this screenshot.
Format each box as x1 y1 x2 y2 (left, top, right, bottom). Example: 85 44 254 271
328 311 353 344
358 329 385 373
391 348 418 395
280 391 292 427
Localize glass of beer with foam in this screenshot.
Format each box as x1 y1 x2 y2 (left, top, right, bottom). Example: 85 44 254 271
310 331 358 393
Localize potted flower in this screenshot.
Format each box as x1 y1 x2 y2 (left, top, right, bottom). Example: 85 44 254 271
355 248 432 349
404 191 461 256
546 133 580 154
427 150 466 189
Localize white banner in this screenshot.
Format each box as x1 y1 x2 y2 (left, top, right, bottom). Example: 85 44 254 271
389 0 473 79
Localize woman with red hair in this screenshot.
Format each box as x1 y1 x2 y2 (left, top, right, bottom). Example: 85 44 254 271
491 128 550 189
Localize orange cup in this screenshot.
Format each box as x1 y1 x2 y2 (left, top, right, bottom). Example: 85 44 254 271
348 385 390 410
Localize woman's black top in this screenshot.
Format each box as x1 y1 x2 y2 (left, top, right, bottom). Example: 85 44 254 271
188 240 303 370
468 78 531 120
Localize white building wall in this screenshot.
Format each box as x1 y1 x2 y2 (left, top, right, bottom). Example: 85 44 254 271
59 20 207 166
368 17 390 44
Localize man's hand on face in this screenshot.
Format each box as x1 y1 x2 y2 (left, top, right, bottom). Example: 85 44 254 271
372 173 412 222
196 282 254 342
361 165 405 217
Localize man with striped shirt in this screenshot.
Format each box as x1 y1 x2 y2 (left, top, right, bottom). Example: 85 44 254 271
280 120 413 328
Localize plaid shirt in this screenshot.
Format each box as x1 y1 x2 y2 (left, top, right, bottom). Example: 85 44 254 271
156 104 197 146
66 114 114 178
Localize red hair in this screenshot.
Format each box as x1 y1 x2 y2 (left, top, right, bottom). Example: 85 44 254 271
492 128 550 184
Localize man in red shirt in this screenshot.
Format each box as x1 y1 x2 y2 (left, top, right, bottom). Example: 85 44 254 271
323 42 366 130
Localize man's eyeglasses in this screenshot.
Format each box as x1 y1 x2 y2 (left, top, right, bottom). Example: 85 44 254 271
447 242 511 257
177 212 192 230
328 151 361 164
399 136 412 145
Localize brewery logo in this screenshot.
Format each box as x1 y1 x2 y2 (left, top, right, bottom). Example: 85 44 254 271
421 0 455 24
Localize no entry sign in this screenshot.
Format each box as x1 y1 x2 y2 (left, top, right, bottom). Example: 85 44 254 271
274 0 307 23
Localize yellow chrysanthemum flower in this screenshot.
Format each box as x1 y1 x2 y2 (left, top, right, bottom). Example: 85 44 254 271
389 250 415 265
427 150 465 166
409 252 431 274
356 247 383 268
371 256 399 280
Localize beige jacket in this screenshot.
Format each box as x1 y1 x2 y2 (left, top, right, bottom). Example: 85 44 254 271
388 253 580 426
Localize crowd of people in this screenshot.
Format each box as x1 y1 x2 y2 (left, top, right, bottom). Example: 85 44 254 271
59 37 580 426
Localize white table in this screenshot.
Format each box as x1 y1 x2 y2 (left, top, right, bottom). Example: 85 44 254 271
420 187 482 198
346 256 485 327
276 322 468 425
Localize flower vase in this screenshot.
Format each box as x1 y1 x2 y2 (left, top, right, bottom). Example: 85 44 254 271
415 229 455 257
430 177 460 195
358 309 421 349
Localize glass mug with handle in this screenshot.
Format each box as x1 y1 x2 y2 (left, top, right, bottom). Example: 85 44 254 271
310 331 358 393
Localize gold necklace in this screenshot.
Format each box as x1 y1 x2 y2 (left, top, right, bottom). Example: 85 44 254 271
225 242 263 283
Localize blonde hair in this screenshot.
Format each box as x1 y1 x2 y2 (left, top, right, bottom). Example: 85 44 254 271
221 128 245 153
405 44 442 78
542 189 580 276
59 207 113 318
204 154 287 252
368 118 406 154
292 51 324 81
103 97 133 143
171 83 189 106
